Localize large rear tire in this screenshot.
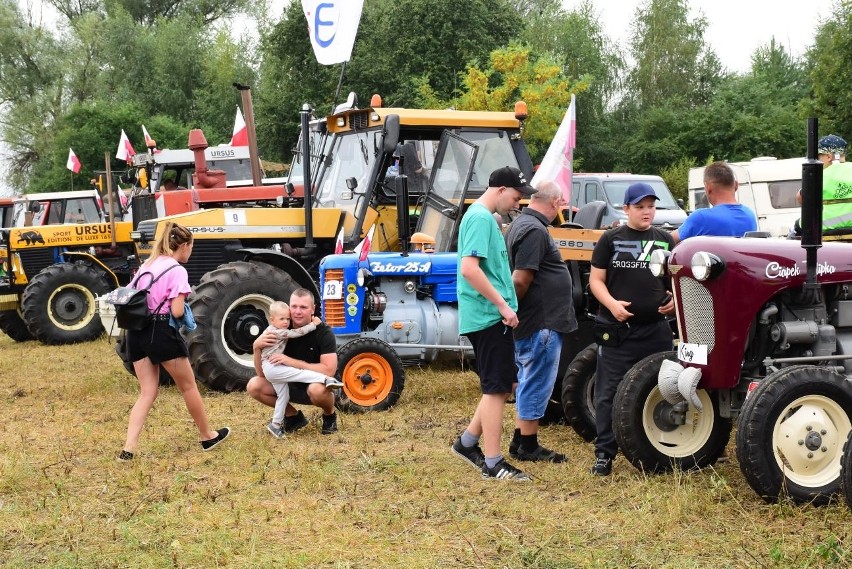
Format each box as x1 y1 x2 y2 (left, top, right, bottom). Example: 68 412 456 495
336 338 405 413
613 351 732 473
0 309 34 342
21 262 111 345
736 365 852 505
185 261 297 392
561 343 597 442
841 430 852 509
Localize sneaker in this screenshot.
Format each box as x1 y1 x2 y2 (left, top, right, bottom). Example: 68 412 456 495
512 444 567 463
267 422 285 439
201 427 231 451
481 458 531 481
451 436 486 471
283 410 309 433
117 450 134 462
590 453 613 476
324 376 344 389
321 412 338 435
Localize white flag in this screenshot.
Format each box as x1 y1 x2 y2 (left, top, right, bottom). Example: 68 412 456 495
301 0 364 65
116 129 136 162
531 94 576 205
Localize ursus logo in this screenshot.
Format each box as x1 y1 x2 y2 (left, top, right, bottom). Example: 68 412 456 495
17 230 45 246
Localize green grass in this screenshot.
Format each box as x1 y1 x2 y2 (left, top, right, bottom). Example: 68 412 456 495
0 333 850 568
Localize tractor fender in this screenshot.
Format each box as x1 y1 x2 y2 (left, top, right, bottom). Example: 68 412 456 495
62 251 120 288
236 248 319 299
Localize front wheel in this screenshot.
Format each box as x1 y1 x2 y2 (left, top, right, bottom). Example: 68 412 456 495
613 351 732 473
336 338 405 413
0 309 34 342
561 343 597 442
21 262 111 345
185 261 298 392
736 365 852 505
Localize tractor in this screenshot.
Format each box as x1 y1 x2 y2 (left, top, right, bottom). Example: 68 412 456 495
131 95 539 393
608 120 852 504
318 130 606 412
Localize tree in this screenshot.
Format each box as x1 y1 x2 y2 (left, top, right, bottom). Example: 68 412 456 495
808 5 852 137
626 0 722 110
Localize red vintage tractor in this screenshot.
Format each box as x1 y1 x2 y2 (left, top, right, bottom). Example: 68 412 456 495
610 120 852 505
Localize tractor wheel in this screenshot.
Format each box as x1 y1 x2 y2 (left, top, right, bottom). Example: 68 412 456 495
0 309 34 342
842 430 852 509
561 343 598 442
336 338 405 413
185 261 297 392
116 331 173 386
735 365 852 505
21 262 111 345
613 351 732 473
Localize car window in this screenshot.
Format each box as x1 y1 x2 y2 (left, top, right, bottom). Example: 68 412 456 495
768 180 801 209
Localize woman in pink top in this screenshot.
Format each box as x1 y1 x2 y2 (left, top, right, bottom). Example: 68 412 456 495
118 221 230 461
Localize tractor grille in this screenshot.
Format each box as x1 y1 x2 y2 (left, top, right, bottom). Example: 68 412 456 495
19 249 56 281
678 276 715 354
323 268 346 327
185 240 243 286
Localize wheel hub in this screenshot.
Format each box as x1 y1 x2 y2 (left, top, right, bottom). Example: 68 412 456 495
652 400 687 432
223 307 266 354
804 430 823 451
358 371 374 386
53 291 85 323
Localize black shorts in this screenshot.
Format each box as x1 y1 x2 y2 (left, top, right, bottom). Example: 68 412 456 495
127 320 189 364
288 383 312 405
466 321 517 395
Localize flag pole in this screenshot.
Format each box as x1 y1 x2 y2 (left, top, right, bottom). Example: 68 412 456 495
330 61 347 114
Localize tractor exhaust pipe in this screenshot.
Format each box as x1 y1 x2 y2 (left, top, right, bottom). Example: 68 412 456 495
800 118 823 304
300 104 316 256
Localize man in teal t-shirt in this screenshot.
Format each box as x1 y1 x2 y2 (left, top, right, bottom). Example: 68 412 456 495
451 166 537 482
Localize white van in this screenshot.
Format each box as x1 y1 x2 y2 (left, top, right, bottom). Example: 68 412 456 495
688 157 803 238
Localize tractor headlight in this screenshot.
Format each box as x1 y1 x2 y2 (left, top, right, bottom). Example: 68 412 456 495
691 251 724 281
649 249 671 277
357 268 373 287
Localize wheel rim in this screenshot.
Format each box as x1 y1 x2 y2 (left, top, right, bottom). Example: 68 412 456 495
220 293 273 367
342 352 394 407
771 394 852 488
47 284 96 331
641 386 715 457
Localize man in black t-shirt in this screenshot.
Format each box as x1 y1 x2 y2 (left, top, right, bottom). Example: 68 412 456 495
588 183 675 476
504 180 577 463
248 288 340 434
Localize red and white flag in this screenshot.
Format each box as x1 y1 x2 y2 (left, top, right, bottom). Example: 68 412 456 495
301 0 364 65
229 106 248 146
531 94 576 205
141 125 158 150
353 224 376 262
66 148 81 174
116 129 136 162
334 226 345 254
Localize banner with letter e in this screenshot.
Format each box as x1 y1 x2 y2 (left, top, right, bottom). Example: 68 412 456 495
302 0 365 65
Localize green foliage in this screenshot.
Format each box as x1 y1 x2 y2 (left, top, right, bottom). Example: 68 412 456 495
659 155 695 203
808 5 852 137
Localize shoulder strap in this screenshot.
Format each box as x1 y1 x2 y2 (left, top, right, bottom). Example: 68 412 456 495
130 261 181 291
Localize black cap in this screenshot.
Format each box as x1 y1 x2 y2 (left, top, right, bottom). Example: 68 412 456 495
488 166 537 196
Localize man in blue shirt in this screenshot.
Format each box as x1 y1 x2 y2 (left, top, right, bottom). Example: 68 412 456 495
672 161 757 243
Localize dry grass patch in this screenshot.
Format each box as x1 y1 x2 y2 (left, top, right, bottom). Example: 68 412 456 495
0 334 851 568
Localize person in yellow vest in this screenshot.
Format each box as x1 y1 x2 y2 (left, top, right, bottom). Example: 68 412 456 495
792 134 852 236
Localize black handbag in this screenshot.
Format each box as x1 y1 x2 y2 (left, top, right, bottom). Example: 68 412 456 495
105 263 180 331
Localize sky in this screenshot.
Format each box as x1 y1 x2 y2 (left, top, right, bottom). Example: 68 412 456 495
0 0 836 196
562 0 834 73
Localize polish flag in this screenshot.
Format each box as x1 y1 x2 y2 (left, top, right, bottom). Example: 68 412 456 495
66 148 81 174
334 226 345 254
531 94 576 205
353 224 376 262
142 125 158 149
116 129 136 162
229 106 248 146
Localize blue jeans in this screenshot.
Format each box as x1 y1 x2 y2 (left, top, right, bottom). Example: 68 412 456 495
514 329 563 420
